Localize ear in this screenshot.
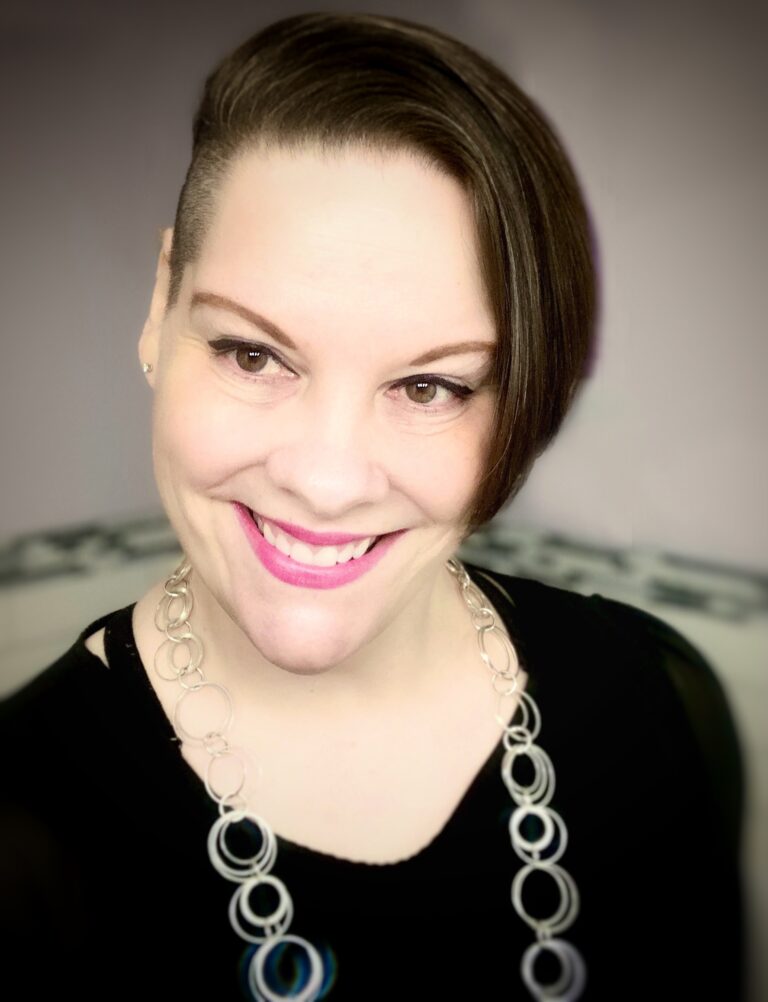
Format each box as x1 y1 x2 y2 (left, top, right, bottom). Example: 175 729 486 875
138 226 174 387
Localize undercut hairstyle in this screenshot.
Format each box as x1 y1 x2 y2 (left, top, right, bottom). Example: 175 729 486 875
166 12 598 541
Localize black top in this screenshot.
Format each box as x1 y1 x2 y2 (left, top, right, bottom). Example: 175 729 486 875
0 560 746 1001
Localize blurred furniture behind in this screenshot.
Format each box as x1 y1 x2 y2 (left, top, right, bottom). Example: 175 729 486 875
1 511 765 1000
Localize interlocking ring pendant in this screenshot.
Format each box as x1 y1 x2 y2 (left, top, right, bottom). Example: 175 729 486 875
447 558 586 1000
155 558 325 1001
153 554 586 1001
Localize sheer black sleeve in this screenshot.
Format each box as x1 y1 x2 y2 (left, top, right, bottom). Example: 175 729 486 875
589 594 748 1000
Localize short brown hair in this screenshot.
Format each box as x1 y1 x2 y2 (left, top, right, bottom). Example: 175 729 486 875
166 12 597 541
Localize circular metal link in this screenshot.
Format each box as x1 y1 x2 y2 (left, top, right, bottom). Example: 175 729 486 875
204 747 247 803
521 937 587 1002
219 789 249 816
510 803 569 865
469 604 495 630
172 681 233 744
207 807 278 881
501 742 556 806
478 621 519 678
249 934 325 1002
153 634 203 682
502 689 542 745
153 552 585 1001
492 669 520 698
203 732 231 756
154 584 194 632
167 558 193 585
177 664 206 691
461 584 495 629
230 873 293 942
512 861 581 937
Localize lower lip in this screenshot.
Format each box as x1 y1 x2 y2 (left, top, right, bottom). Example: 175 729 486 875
232 502 408 590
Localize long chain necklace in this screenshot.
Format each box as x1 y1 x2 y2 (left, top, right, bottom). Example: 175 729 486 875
152 554 586 1000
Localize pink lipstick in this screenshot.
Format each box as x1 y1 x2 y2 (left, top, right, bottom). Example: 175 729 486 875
232 502 407 590
254 515 375 547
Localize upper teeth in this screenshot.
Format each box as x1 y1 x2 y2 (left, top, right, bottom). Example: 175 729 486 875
255 514 378 566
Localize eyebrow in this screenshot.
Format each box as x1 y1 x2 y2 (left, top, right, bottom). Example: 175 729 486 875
190 290 495 366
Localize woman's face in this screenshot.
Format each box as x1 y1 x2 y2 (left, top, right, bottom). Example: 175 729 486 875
140 144 497 678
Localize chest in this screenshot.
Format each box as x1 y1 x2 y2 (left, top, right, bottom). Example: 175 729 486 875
179 669 527 865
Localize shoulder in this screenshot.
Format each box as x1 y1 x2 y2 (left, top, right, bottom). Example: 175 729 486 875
466 560 745 854
0 606 120 736
586 591 743 759
469 558 735 709
0 605 134 849
586 591 745 848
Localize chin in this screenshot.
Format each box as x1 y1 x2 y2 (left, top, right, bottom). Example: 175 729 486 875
239 613 364 675
275 661 338 678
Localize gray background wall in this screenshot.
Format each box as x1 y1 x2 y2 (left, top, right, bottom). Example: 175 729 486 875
1 0 766 571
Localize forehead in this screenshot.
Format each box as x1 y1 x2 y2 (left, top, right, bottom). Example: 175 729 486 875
194 144 493 332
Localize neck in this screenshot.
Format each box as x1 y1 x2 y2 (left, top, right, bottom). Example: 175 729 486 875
139 558 475 724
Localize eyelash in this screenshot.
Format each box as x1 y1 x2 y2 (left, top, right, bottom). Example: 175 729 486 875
206 337 476 413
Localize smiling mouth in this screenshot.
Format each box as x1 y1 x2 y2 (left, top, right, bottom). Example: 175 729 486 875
247 508 383 557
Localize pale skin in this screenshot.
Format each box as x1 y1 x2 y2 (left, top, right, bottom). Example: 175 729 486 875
86 144 528 862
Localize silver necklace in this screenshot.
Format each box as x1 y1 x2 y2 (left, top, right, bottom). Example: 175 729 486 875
152 554 586 1001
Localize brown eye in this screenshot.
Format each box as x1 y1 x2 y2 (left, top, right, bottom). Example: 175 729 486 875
234 345 273 375
405 380 439 406
208 338 288 379
392 375 474 412
208 337 474 414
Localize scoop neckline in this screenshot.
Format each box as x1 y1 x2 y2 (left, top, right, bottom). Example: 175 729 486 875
76 558 538 871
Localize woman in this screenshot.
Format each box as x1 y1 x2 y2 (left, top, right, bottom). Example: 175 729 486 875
0 12 745 1002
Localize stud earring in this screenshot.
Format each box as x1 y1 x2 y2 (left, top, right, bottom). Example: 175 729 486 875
142 362 153 373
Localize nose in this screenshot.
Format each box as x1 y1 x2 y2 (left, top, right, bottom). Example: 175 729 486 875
263 390 390 519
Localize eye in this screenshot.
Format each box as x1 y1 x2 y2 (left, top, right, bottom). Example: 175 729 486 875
206 336 476 414
389 376 475 412
208 338 288 377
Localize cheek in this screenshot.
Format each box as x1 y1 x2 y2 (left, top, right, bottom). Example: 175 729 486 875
399 411 491 521
153 377 261 489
